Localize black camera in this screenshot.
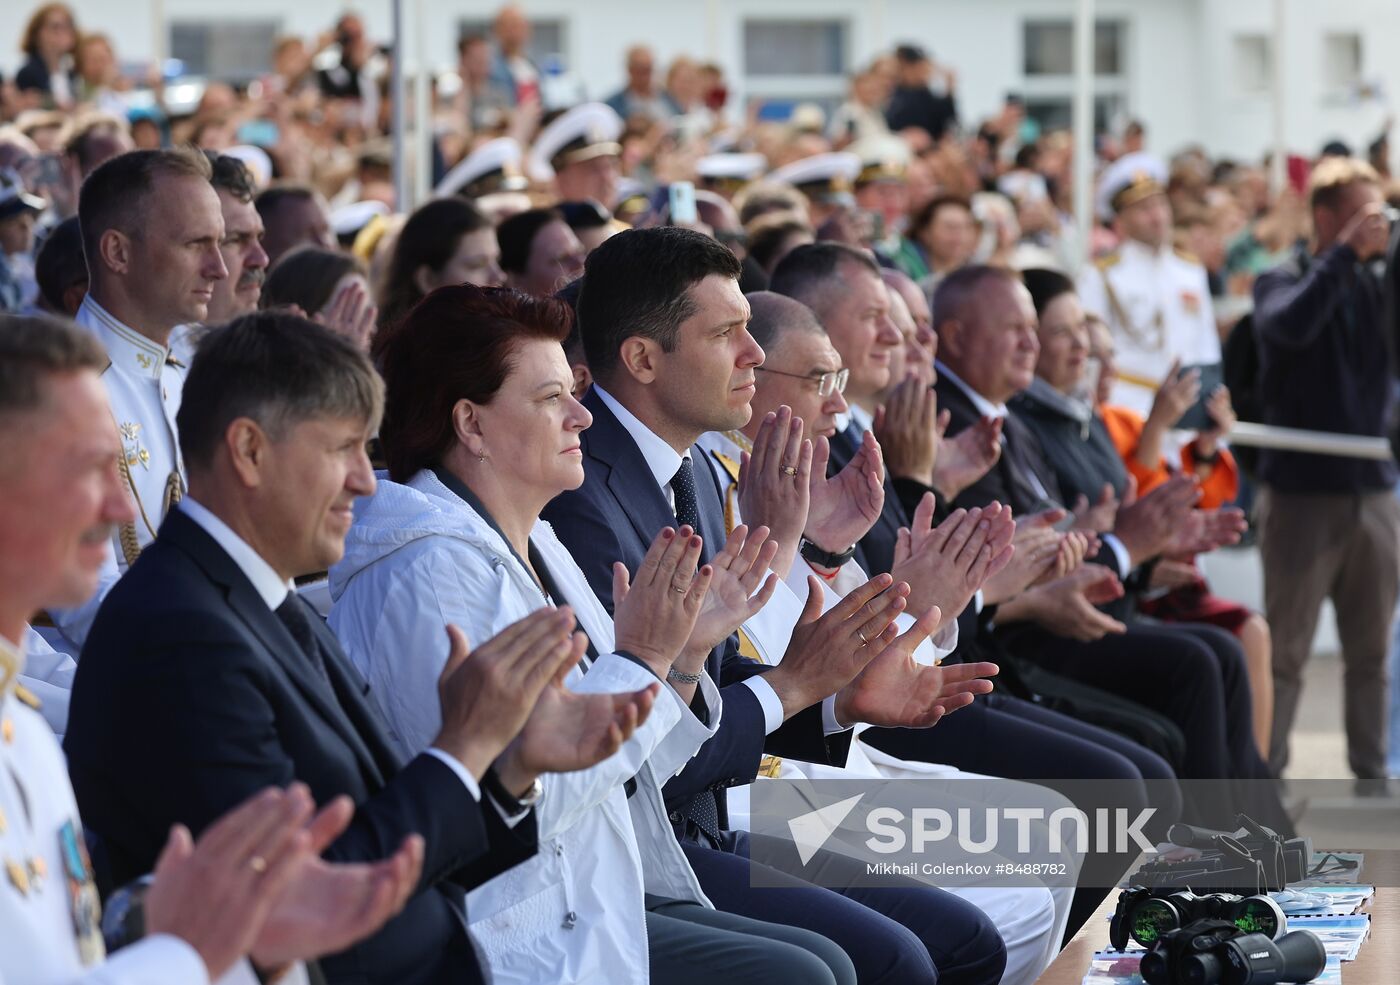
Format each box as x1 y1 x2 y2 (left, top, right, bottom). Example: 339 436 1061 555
1130 815 1310 894
1139 918 1326 985
1110 887 1287 951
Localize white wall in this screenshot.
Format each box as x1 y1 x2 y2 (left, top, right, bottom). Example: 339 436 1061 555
3 0 1395 164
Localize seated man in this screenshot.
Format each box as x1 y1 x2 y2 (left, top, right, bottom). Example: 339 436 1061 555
0 313 420 984
66 312 654 985
543 226 1008 985
930 264 1288 832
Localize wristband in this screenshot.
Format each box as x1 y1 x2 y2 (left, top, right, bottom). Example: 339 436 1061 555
800 537 856 569
667 667 704 685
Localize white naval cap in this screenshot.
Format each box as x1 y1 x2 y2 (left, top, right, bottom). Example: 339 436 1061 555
849 134 911 186
1096 151 1168 221
766 151 861 202
330 199 390 240
697 152 769 186
0 169 46 221
221 145 273 191
434 137 529 199
527 102 624 183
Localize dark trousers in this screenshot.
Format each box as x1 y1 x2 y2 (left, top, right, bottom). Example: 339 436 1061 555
1000 621 1290 832
684 831 1007 985
646 896 857 985
863 693 1181 941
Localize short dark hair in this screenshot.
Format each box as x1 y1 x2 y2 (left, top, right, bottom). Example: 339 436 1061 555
577 226 742 378
497 208 563 274
34 216 87 314
0 314 105 422
254 184 316 222
910 194 973 239
377 286 572 481
62 113 128 174
377 197 492 338
261 246 364 318
207 151 256 204
745 291 825 355
931 264 1022 331
177 311 383 473
78 147 211 275
1020 268 1076 319
768 241 880 317
746 215 813 273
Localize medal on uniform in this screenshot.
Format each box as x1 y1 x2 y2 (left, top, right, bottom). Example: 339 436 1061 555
5 856 28 895
1 717 12 744
59 819 105 964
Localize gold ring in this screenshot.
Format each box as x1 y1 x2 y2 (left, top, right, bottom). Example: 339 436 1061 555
857 630 868 646
249 855 267 874
673 585 687 594
781 465 798 476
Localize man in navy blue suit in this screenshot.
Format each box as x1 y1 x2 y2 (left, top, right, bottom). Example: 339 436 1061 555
543 226 1008 985
67 312 655 985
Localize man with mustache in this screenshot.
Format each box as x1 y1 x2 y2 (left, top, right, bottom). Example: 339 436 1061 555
48 148 227 654
204 152 269 325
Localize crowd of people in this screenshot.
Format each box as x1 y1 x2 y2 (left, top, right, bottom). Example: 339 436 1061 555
3 2 1400 984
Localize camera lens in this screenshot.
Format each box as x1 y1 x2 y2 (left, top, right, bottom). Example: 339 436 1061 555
1133 899 1180 945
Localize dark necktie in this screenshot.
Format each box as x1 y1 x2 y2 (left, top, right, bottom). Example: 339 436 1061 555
668 457 722 841
671 457 701 532
275 595 332 686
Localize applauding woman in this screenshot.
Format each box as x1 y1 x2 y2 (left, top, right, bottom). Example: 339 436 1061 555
329 285 854 985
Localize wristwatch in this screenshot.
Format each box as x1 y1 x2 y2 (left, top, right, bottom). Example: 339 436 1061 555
800 536 857 569
483 766 543 817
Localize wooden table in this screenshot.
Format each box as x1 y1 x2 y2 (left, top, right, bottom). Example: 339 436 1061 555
1035 852 1400 984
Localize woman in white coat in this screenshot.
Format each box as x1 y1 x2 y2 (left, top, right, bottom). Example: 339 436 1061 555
328 285 856 985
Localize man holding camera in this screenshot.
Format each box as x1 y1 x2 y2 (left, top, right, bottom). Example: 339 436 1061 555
1253 157 1399 784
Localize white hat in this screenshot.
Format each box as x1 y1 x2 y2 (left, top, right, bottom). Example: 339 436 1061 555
434 137 528 199
697 152 768 189
767 152 861 202
330 200 390 240
221 145 273 191
527 103 623 183
850 135 911 186
1096 151 1168 222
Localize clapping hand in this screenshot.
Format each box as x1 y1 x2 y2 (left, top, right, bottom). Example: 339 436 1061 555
1071 483 1120 533
1161 506 1247 556
683 523 780 660
612 525 713 679
1025 564 1128 642
1111 475 1200 566
982 523 1061 604
834 606 999 728
891 496 1015 625
737 406 812 575
932 414 1002 500
805 431 885 561
251 789 424 968
874 374 938 487
764 573 909 718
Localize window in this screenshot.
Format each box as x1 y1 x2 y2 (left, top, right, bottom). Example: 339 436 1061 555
1322 32 1362 94
1023 20 1125 77
740 18 850 116
457 17 566 66
170 20 279 83
1018 19 1129 136
1233 34 1271 94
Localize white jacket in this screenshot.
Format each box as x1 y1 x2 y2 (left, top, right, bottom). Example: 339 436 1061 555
327 470 718 985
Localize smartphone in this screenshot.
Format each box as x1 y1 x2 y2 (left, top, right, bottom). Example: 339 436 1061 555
668 181 698 225
1174 362 1224 431
237 119 280 147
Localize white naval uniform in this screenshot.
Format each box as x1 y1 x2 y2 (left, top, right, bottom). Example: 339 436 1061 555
1077 238 1222 418
48 298 187 652
0 635 295 985
694 429 1077 985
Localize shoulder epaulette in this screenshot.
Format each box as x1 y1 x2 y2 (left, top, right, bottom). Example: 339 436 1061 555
1173 246 1201 265
13 684 41 711
1094 252 1122 271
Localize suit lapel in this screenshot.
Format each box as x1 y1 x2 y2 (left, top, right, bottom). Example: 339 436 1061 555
161 510 388 786
583 389 685 558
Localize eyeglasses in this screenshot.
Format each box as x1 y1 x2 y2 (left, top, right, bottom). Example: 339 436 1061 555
755 366 849 396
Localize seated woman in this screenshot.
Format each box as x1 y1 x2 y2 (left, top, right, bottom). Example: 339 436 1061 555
328 285 854 985
1013 268 1272 759
1088 312 1272 759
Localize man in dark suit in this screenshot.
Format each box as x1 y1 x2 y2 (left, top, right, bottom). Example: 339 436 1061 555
928 264 1291 831
67 312 655 985
544 227 1009 985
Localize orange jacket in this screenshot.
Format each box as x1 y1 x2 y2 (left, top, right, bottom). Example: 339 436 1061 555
1099 405 1239 509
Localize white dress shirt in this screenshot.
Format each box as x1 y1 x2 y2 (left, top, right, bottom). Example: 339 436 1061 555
592 385 791 732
